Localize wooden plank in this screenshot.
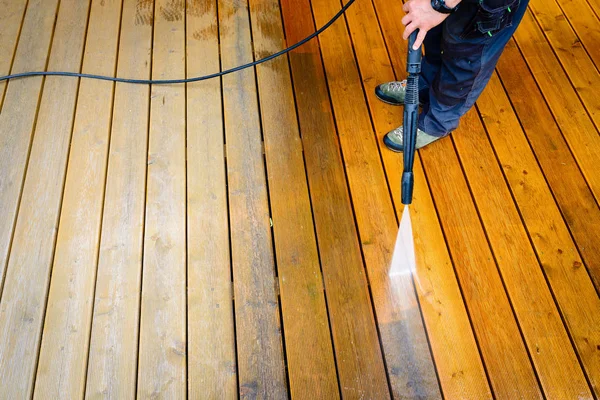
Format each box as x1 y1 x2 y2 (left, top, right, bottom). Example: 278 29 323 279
587 0 600 18
453 104 592 398
498 38 600 293
84 0 152 397
553 0 600 68
218 0 288 396
0 0 60 296
279 1 391 398
33 0 123 397
137 0 187 397
309 0 442 397
512 12 600 221
419 132 543 399
495 44 600 392
0 0 90 397
349 0 493 397
522 5 600 131
0 0 28 109
185 0 237 398
248 0 339 397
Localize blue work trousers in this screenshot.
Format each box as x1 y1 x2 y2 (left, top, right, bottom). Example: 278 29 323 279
418 0 530 136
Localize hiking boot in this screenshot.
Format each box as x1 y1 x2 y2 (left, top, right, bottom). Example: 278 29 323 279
383 125 443 152
375 80 407 105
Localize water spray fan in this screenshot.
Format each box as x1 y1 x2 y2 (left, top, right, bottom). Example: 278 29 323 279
401 30 422 205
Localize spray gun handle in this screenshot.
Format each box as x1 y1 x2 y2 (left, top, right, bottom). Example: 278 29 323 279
407 30 422 74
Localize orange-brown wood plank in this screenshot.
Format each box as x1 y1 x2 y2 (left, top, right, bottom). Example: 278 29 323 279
553 0 600 68
495 42 600 393
34 0 123 396
248 0 339 397
453 106 592 398
0 0 61 295
344 0 492 397
279 0 391 397
0 0 28 109
185 0 237 398
85 0 152 397
511 13 600 206
520 6 600 132
310 0 442 396
137 0 187 397
0 0 90 397
419 131 542 399
498 37 600 293
218 0 288 397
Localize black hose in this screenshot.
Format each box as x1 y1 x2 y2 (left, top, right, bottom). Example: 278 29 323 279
0 0 356 85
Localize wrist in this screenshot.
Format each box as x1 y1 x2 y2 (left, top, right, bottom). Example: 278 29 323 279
444 0 461 7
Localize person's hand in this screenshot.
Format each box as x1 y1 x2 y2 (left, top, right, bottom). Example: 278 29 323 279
402 0 449 49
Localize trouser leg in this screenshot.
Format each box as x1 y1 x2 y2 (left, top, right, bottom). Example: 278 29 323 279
418 0 529 137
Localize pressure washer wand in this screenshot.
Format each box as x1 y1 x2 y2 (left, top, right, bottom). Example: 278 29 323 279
401 31 423 205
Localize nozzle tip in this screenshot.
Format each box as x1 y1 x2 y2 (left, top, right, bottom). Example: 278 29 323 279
401 172 414 205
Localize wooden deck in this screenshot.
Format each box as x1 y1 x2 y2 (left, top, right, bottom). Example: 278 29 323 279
1 0 599 398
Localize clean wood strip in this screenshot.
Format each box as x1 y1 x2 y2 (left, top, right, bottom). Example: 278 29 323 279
0 0 60 296
587 0 600 18
185 0 237 398
33 0 123 397
0 0 89 397
553 0 600 67
495 44 600 392
512 12 600 221
350 0 492 397
0 0 28 109
248 0 339 397
419 133 542 399
137 0 187 397
84 0 152 397
498 38 600 293
310 0 441 396
280 0 390 397
522 6 600 131
218 0 288 397
454 105 592 398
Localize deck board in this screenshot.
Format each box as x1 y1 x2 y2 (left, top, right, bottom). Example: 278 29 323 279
85 0 152 397
0 0 88 396
0 0 599 398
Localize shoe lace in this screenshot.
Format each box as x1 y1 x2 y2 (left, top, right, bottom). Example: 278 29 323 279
387 80 407 91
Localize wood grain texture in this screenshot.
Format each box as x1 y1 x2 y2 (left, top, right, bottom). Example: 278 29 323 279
186 0 237 398
520 6 600 132
279 0 391 397
34 0 123 396
137 0 187 397
0 0 28 110
248 0 339 397
219 0 288 397
0 0 61 297
511 17 600 207
0 0 90 398
357 0 493 397
310 0 441 396
498 37 600 293
454 106 592 399
420 132 543 399
553 0 600 68
85 0 152 397
495 46 600 394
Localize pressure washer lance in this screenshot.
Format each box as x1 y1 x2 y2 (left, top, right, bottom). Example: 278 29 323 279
401 30 422 205
389 30 422 277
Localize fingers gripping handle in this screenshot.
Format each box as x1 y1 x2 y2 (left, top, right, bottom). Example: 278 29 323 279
407 30 423 74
